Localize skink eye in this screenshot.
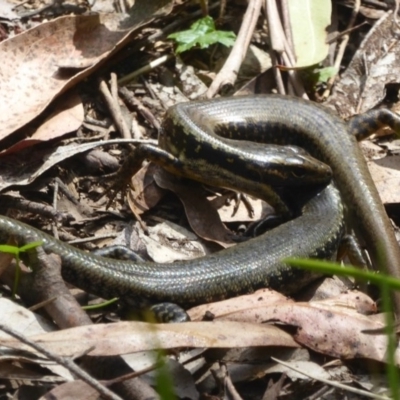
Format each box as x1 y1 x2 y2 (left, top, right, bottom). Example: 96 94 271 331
291 170 306 179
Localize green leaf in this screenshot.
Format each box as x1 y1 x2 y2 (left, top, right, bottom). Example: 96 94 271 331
0 241 42 255
315 66 337 83
0 244 20 255
168 16 236 54
0 240 43 298
155 356 176 400
287 0 331 67
284 257 400 290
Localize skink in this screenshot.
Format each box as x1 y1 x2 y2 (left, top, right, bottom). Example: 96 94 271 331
1 95 397 309
0 184 343 306
164 95 400 309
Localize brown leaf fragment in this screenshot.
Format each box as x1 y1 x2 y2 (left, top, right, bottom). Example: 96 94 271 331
139 221 207 263
189 288 375 323
0 0 173 139
127 164 167 215
263 373 286 400
188 290 392 364
154 169 237 247
2 91 84 155
188 289 289 322
309 291 377 316
327 11 400 117
39 380 102 400
0 321 299 357
366 155 400 204
270 303 400 365
29 91 84 141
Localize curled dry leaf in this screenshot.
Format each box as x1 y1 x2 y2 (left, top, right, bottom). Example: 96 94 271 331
0 0 173 140
0 321 299 357
365 152 400 204
327 11 400 117
138 221 207 263
271 303 400 365
154 168 237 247
188 289 391 364
127 164 167 215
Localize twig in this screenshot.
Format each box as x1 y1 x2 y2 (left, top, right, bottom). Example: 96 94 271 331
206 0 263 97
0 322 123 400
118 55 173 86
322 0 360 100
271 357 390 400
0 194 70 223
266 0 306 97
99 79 131 139
119 87 161 130
52 178 60 240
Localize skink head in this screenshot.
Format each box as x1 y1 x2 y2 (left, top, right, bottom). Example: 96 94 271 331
246 143 332 186
280 145 332 185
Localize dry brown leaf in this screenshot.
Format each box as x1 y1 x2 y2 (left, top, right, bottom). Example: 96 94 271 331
127 164 167 214
2 91 84 155
38 380 99 400
0 0 173 140
154 169 236 247
327 11 400 117
191 297 399 364
138 221 207 263
0 321 299 357
309 291 377 316
367 155 400 204
30 92 84 141
269 303 400 365
189 289 375 323
187 290 388 364
188 289 289 322
217 195 265 223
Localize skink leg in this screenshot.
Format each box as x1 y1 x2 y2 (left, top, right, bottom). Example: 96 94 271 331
149 302 190 323
105 144 184 206
337 234 370 269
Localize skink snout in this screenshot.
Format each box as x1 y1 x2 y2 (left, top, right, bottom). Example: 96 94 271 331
281 146 332 186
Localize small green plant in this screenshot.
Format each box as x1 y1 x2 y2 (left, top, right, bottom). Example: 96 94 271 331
155 352 176 400
312 66 338 83
0 241 43 298
168 16 236 54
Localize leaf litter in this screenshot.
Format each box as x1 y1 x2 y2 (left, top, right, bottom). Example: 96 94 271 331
0 0 400 398
0 0 173 140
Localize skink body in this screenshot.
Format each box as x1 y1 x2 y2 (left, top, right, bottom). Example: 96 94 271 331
0 184 343 306
169 95 400 308
0 95 398 309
